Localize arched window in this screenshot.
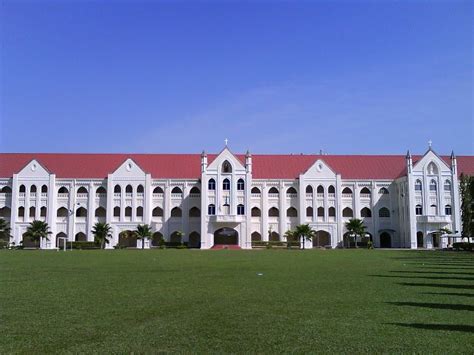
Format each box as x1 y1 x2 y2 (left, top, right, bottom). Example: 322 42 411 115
18 206 25 217
58 186 69 194
137 185 144 193
415 180 422 191
114 185 121 193
237 179 245 191
76 207 87 217
268 187 279 194
57 207 68 217
125 206 132 217
95 207 106 217
268 207 279 217
77 186 88 194
379 207 390 218
306 185 313 194
171 187 182 194
41 185 48 193
306 206 313 217
1 186 12 193
328 207 336 217
445 205 452 215
190 187 200 194
125 185 133 193
317 185 324 194
444 180 451 191
430 204 437 215
286 207 297 217
317 207 324 217
171 207 182 217
251 207 261 217
113 206 120 217
328 185 335 194
136 206 143 217
361 207 372 217
223 179 230 190
96 186 106 194
429 179 437 191
40 206 47 217
379 187 389 195
251 187 261 194
415 205 423 215
237 204 245 215
189 207 201 217
427 162 438 175
251 232 262 242
208 179 216 190
342 187 352 194
153 186 164 194
222 160 232 173
30 185 37 193
208 204 216 215
19 185 26 193
152 207 163 217
342 207 353 217
75 232 87 242
360 187 371 195
287 187 297 196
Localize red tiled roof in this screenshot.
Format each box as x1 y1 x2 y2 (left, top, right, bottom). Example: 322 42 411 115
0 153 472 180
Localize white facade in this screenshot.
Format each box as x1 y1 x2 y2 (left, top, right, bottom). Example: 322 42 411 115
0 147 464 249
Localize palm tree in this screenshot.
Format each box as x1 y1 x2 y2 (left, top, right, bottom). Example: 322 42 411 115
284 229 297 249
345 218 366 248
23 220 51 248
92 222 112 249
294 224 314 250
0 218 11 241
135 224 153 249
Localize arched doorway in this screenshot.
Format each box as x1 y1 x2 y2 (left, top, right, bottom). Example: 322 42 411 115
119 230 137 248
75 232 87 242
22 232 39 248
188 231 201 248
251 232 262 242
56 232 67 249
313 230 331 247
380 232 392 248
432 233 440 248
417 232 424 248
151 232 163 247
214 228 238 245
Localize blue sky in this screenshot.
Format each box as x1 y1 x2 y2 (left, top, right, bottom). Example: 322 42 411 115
1 0 472 155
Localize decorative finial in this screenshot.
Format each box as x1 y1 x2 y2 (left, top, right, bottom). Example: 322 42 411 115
428 139 432 149
246 149 251 157
451 150 455 159
201 150 207 157
224 138 228 146
406 150 411 159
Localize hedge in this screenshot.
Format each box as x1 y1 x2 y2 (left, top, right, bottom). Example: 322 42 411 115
452 242 473 251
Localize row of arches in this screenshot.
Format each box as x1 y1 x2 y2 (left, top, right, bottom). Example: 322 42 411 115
415 179 452 192
247 206 390 218
208 179 245 191
18 185 48 193
415 204 452 216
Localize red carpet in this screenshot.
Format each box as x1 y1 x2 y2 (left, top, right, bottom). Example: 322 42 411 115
210 244 241 250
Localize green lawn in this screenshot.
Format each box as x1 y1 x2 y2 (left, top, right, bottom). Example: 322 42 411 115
0 249 473 354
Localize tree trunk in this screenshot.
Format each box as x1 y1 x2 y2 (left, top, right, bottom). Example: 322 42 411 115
355 235 358 248
142 238 145 250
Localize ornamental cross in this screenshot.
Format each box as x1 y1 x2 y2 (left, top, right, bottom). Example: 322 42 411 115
428 139 432 148
224 138 228 146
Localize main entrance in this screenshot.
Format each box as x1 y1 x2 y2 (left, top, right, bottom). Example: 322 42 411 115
214 227 238 245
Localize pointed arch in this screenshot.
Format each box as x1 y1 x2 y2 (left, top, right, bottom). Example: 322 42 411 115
306 206 313 217
189 207 201 217
317 185 324 194
268 187 279 194
286 207 297 217
41 185 48 193
77 186 88 194
125 185 133 193
306 185 313 194
153 186 164 194
222 179 230 190
251 207 261 217
190 186 200 194
95 207 106 217
208 179 216 190
222 160 232 173
251 186 261 194
328 185 335 194
361 207 372 218
342 207 353 217
152 206 163 217
114 185 121 193
378 207 390 218
171 207 182 217
268 207 279 217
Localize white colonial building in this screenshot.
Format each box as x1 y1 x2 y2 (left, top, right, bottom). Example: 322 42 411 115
0 145 472 249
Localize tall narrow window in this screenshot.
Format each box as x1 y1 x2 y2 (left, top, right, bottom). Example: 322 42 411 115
208 204 216 215
415 205 423 215
223 179 230 190
237 204 245 215
430 180 437 191
237 179 245 191
444 180 451 191
222 161 232 173
208 179 216 190
415 180 422 191
445 205 452 215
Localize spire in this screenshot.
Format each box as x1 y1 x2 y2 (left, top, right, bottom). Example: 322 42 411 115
428 139 433 150
406 149 413 174
201 150 207 158
406 150 411 159
246 149 251 158
450 150 455 160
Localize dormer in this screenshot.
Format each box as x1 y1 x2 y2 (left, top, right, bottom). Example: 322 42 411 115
17 159 50 179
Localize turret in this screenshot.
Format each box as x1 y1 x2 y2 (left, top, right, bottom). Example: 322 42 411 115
406 150 412 174
245 150 252 174
201 150 207 173
451 150 457 174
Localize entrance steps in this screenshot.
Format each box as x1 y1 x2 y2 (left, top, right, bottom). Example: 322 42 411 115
211 244 241 250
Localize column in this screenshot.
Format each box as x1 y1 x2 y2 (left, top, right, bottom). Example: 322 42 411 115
87 182 95 241
10 175 19 246
261 183 269 241
48 175 57 249
278 181 286 239
335 174 342 247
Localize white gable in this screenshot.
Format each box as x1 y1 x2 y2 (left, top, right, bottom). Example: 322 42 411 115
17 160 50 179
301 159 337 179
412 150 451 174
207 147 245 172
111 158 146 178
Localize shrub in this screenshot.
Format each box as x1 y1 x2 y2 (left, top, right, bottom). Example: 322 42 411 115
452 242 473 251
71 241 100 250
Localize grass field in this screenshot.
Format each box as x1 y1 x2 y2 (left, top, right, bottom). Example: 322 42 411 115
0 249 473 354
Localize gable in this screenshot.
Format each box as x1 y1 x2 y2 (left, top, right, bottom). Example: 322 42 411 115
412 150 451 174
301 159 337 179
111 158 146 178
17 160 50 179
207 147 245 172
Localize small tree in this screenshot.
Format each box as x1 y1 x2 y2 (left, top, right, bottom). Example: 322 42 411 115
23 220 51 247
460 174 474 244
0 218 11 241
284 229 297 249
92 222 112 249
345 218 366 248
135 224 153 249
294 224 314 250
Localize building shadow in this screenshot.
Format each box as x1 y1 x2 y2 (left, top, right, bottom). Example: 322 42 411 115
370 274 474 282
418 266 474 271
386 323 474 333
397 282 474 290
386 301 474 312
390 270 474 276
420 292 474 298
